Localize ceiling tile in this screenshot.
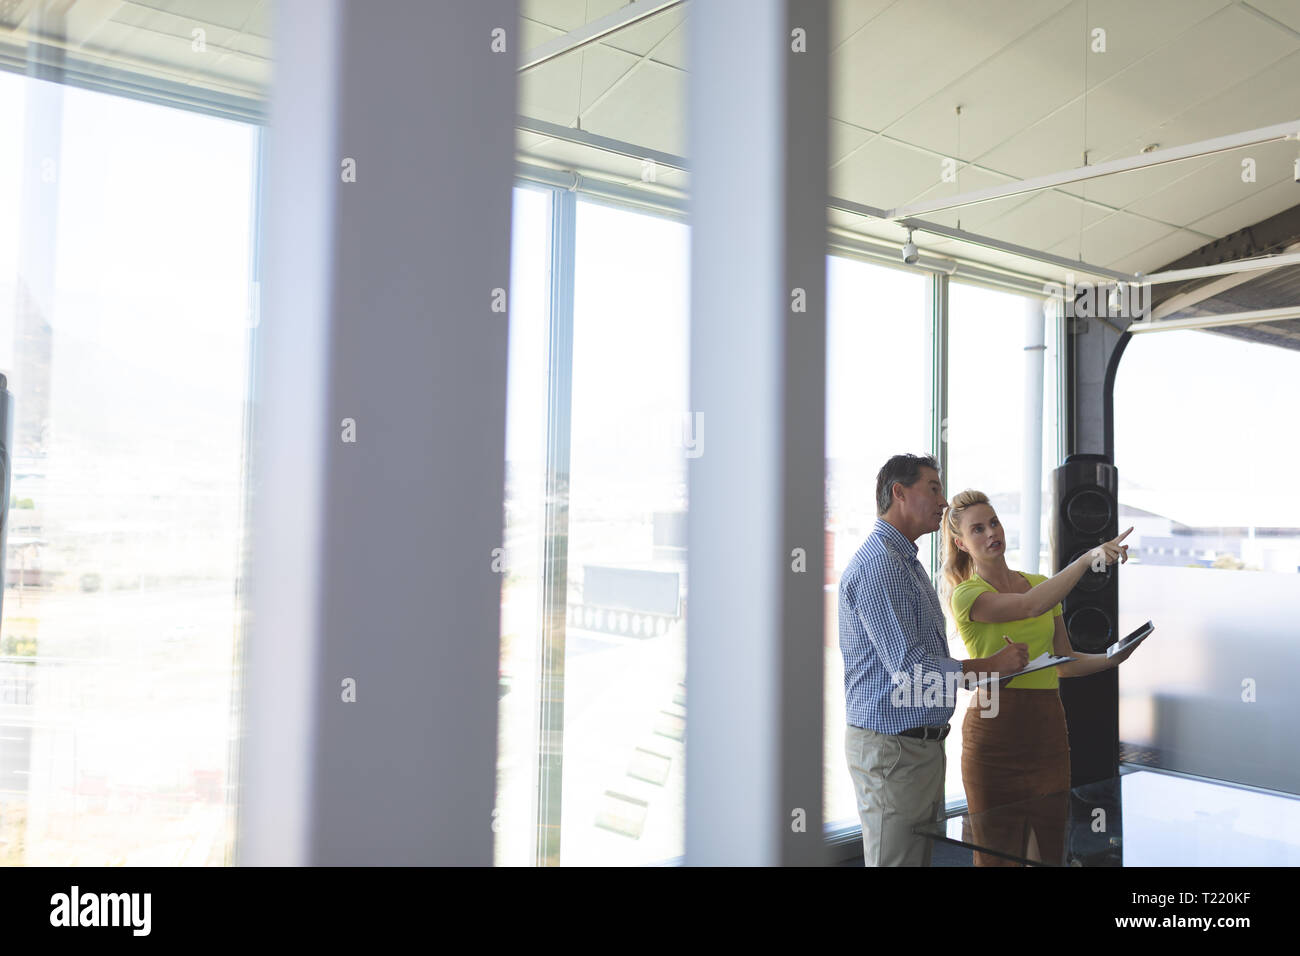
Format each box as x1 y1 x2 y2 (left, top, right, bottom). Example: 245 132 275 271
1097 47 1300 166
831 0 1076 132
519 43 643 127
523 0 625 34
1081 4 1298 161
1118 142 1295 225
520 16 562 48
960 190 1110 250
599 7 685 57
1108 228 1206 273
125 0 262 33
830 119 876 169
878 1 1076 159
833 136 1006 210
1046 209 1177 266
1230 0 1300 34
1070 0 1234 83
978 98 1091 178
648 22 687 69
831 0 899 49
578 60 686 156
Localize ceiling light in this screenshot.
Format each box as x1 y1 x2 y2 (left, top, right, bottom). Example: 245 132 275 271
901 229 919 265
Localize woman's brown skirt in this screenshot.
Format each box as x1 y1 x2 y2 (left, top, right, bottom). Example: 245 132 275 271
961 687 1070 866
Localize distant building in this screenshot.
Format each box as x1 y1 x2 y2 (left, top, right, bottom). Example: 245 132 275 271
823 462 1300 576
1122 501 1300 571
11 277 52 459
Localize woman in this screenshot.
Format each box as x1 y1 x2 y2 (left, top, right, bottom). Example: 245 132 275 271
940 489 1137 866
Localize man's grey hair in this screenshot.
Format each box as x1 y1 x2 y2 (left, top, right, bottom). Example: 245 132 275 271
876 453 940 516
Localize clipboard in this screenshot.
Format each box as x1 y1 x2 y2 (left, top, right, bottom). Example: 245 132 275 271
1107 620 1154 659
971 652 1074 688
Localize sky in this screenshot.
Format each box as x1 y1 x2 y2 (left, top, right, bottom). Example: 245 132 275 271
1114 327 1300 527
0 71 255 469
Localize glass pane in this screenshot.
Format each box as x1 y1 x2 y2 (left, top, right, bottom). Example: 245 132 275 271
946 282 1046 566
494 185 552 866
943 281 1055 808
0 72 256 865
1114 329 1300 796
824 256 930 826
559 199 689 864
919 769 1300 866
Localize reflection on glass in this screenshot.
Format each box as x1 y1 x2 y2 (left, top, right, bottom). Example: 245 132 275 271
1120 770 1300 866
921 769 1300 866
923 776 1119 867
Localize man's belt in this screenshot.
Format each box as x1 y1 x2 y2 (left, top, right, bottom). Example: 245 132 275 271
898 723 950 741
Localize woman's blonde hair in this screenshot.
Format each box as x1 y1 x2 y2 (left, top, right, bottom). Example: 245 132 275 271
940 489 992 607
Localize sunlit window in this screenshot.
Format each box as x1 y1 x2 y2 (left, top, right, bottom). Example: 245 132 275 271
1114 328 1300 794
496 194 690 865
824 255 931 825
943 281 1057 807
0 74 257 865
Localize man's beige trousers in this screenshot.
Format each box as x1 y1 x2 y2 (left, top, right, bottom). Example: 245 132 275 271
845 724 946 866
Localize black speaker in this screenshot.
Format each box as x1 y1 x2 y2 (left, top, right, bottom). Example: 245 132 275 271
1053 452 1119 786
1052 453 1118 653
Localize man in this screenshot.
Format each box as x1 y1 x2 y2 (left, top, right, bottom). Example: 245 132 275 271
839 453 1028 866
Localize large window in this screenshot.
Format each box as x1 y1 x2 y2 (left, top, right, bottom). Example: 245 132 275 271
1114 328 1300 795
562 200 689 865
943 281 1058 808
500 206 1070 855
824 255 932 825
497 194 690 865
0 73 257 864
946 282 1058 572
823 275 1060 820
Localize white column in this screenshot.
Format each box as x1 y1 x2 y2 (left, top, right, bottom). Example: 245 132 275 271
686 0 828 866
1022 297 1046 573
238 0 518 865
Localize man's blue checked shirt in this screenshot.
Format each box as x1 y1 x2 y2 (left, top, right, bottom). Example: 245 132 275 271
839 517 963 734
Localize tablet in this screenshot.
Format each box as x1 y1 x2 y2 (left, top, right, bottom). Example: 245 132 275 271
1107 620 1154 659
